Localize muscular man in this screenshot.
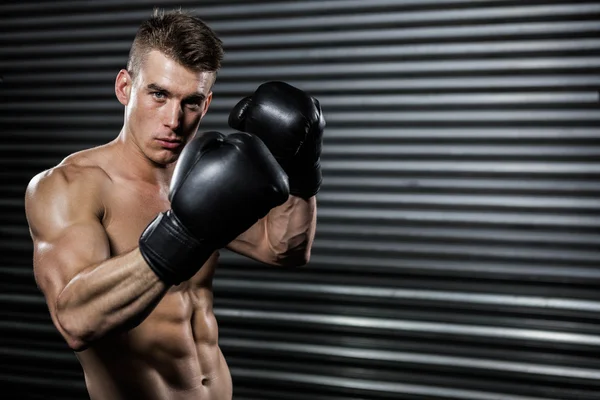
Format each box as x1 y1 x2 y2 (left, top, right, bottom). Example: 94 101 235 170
24 9 324 400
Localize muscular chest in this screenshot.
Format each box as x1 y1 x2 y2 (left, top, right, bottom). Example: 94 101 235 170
103 183 169 253
101 181 218 286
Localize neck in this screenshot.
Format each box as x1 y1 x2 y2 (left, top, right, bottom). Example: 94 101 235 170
111 127 175 188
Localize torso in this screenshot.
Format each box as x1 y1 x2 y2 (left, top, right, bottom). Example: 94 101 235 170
67 144 232 400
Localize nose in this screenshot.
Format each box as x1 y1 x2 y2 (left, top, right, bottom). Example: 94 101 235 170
163 100 183 131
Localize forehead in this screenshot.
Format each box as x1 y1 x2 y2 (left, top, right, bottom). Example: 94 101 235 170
138 50 215 95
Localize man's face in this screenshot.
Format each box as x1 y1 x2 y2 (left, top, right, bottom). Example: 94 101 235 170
120 50 215 165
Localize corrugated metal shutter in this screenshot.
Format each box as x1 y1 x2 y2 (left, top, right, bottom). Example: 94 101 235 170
2 1 600 399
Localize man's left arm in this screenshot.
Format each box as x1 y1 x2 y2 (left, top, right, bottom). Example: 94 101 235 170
227 195 317 266
225 81 325 266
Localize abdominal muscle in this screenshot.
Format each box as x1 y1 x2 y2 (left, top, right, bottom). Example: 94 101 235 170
76 277 232 400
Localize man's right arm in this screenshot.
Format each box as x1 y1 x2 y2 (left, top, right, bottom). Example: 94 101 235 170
25 166 169 352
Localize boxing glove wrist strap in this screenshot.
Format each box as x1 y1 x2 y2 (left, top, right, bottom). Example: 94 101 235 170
286 162 322 199
139 210 214 286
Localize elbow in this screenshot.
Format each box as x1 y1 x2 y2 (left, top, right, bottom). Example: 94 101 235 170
265 234 313 267
55 302 94 352
65 337 91 353
57 311 92 352
274 246 311 268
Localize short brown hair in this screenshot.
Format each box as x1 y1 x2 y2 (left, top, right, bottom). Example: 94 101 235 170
127 8 224 81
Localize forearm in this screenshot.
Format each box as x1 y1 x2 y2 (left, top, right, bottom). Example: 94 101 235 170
265 195 317 264
56 248 168 349
228 195 316 266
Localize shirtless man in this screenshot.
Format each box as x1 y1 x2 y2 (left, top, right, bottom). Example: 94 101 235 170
24 9 324 400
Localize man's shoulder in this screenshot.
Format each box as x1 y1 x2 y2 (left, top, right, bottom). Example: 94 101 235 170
59 145 113 179
26 147 112 207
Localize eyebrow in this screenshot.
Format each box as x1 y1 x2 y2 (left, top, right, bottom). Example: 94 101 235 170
146 83 206 102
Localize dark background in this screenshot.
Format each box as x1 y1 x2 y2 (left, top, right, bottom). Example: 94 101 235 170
2 1 600 399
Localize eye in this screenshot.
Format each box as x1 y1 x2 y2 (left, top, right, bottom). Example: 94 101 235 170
152 91 166 100
184 100 203 110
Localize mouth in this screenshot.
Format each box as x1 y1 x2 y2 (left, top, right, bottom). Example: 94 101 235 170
156 138 183 150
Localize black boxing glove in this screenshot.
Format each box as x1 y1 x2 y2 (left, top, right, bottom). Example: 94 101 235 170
228 81 325 199
139 131 289 285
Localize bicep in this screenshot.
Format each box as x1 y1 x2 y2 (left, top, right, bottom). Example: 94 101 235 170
26 170 111 318
32 222 110 309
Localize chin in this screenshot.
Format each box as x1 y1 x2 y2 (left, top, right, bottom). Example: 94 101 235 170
159 156 179 166
149 151 179 166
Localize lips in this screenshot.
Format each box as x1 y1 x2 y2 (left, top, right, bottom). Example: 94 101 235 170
156 138 182 149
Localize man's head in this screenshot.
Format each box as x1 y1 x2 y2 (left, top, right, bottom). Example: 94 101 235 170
116 9 224 165
127 8 223 84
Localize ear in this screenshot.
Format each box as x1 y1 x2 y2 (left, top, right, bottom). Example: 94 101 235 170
115 69 132 106
201 91 213 118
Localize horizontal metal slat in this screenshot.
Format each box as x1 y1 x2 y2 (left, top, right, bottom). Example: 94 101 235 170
217 297 597 335
215 279 600 314
297 254 600 282
322 160 600 175
229 367 571 400
221 338 600 381
322 177 600 194
216 324 600 367
4 19 599 48
325 145 600 159
217 57 600 79
0 0 505 17
0 321 57 335
4 3 600 32
0 144 90 154
0 347 77 363
0 294 45 306
321 110 600 124
321 127 600 139
4 128 125 140
0 372 83 390
222 20 600 48
303 92 600 106
2 70 118 84
216 308 600 347
316 223 600 248
223 39 600 64
312 239 599 267
4 37 599 60
317 207 600 229
319 192 600 211
224 357 596 400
